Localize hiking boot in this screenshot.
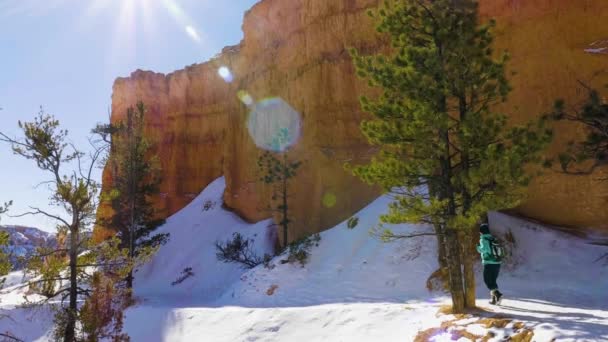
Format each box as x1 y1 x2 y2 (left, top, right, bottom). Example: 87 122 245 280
494 290 503 305
490 290 503 305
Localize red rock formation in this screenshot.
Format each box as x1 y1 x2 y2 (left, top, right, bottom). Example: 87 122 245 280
97 56 238 230
479 0 608 230
99 0 608 242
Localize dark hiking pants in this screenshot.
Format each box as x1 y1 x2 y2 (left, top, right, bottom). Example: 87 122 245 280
483 264 501 291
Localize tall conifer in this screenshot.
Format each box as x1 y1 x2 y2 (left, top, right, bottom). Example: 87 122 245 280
100 102 167 289
350 0 551 312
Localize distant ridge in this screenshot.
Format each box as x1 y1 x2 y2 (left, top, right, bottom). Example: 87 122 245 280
0 225 56 269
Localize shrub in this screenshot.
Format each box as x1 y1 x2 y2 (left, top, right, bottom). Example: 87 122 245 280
79 273 130 342
202 200 216 212
171 267 194 286
347 217 359 229
283 233 321 267
215 233 265 269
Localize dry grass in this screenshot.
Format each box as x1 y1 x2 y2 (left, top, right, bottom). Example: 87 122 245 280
426 268 449 292
415 307 535 341
414 326 479 342
437 305 495 317
266 284 279 296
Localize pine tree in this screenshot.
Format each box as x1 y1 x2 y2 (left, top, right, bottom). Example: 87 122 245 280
549 85 608 178
257 128 302 249
98 102 168 290
350 0 551 313
1 113 132 341
1 113 103 341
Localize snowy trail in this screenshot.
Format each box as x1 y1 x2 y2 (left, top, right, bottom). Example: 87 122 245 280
0 177 606 341
122 298 608 342
476 299 608 342
124 303 444 342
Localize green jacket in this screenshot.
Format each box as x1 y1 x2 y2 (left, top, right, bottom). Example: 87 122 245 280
476 234 502 265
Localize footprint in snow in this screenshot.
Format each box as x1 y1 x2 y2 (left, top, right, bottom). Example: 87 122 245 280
264 325 281 333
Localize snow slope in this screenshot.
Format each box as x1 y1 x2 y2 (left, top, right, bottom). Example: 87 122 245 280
125 177 608 341
125 178 447 341
134 177 275 305
0 177 606 341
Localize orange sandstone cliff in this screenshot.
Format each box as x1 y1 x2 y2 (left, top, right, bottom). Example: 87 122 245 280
98 0 608 242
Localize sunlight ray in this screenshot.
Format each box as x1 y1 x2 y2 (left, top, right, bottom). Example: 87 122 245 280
107 0 138 67
161 0 207 45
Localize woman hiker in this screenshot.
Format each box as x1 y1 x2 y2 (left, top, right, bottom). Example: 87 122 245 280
476 223 504 305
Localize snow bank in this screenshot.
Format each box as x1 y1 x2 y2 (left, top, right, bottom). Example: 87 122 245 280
134 177 275 305
216 195 438 308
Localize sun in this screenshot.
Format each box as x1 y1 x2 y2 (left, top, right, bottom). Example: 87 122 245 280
85 0 203 44
79 0 206 67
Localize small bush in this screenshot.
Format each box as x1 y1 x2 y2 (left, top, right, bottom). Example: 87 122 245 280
347 217 359 229
203 200 216 212
80 273 130 342
215 233 265 269
283 233 321 267
171 267 194 286
263 254 275 270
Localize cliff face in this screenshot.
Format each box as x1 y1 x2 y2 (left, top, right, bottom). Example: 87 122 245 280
99 57 237 223
221 0 385 243
101 0 608 242
478 0 608 229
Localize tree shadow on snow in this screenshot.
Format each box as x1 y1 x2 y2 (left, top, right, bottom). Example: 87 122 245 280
494 300 608 340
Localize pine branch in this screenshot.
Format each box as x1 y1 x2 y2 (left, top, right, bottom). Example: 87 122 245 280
378 231 438 241
0 333 25 342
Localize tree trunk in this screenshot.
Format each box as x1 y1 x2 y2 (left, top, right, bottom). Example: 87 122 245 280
439 129 465 313
126 270 133 289
127 115 136 290
282 154 288 249
462 228 477 309
64 225 79 342
445 228 465 313
434 223 447 269
429 184 448 270
458 92 476 309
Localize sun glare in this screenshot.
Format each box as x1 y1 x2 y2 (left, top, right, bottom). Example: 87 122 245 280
85 0 205 48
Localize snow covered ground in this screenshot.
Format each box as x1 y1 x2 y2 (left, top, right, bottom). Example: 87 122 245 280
0 177 606 341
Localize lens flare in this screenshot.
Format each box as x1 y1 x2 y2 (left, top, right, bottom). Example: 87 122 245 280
218 66 233 83
246 98 302 152
237 90 254 107
185 25 201 43
322 192 337 208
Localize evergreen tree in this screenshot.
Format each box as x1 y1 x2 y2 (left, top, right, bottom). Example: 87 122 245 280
350 0 551 312
549 85 608 178
257 128 302 249
98 102 167 290
1 112 131 341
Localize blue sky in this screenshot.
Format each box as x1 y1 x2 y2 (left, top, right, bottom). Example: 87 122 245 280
0 0 259 231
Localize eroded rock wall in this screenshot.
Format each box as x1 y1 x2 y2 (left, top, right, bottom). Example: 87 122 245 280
101 0 608 242
222 0 384 243
479 0 608 229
